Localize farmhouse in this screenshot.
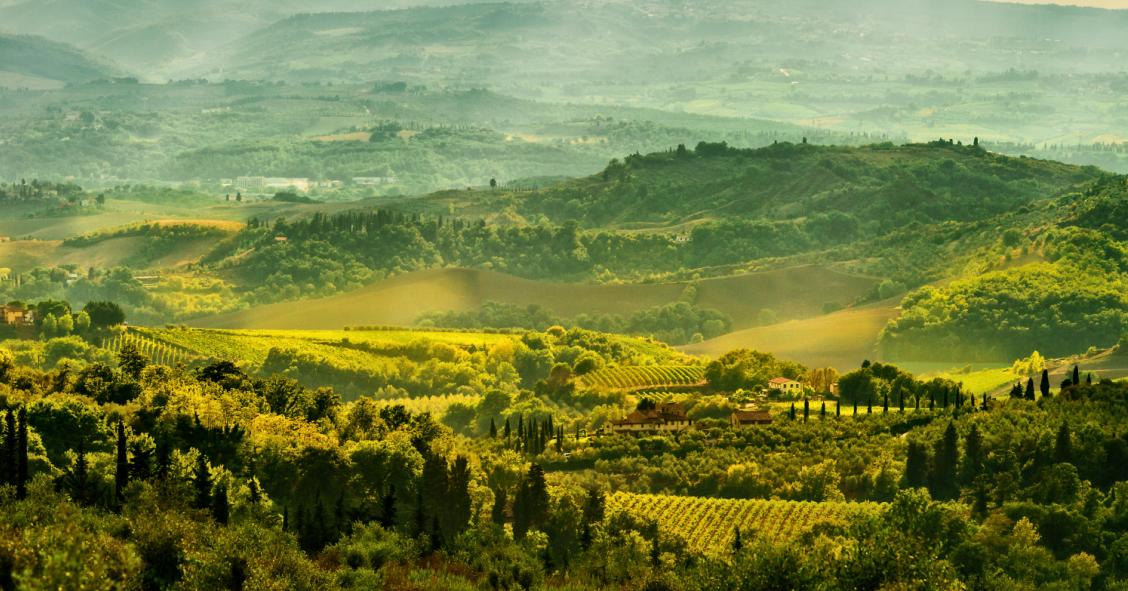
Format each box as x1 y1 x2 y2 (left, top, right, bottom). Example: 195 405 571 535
768 377 803 394
0 304 34 326
610 402 693 434
730 408 773 428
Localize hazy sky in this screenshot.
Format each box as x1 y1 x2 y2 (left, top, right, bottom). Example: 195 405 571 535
997 0 1128 8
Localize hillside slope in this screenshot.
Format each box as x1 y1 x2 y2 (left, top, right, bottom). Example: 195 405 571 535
0 34 120 87
192 265 877 330
431 142 1099 229
681 300 901 370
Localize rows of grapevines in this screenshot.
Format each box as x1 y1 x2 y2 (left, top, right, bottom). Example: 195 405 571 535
581 366 705 391
101 331 195 366
607 492 883 555
375 394 482 417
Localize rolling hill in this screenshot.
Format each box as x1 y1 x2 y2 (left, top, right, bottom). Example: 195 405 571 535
681 300 902 370
191 265 878 331
0 34 120 88
430 141 1100 229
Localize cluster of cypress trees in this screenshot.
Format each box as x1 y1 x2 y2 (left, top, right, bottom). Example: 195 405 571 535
1010 365 1091 401
494 415 561 455
1 407 29 499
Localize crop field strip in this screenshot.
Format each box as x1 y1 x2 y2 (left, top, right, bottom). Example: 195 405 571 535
580 365 706 391
608 492 883 555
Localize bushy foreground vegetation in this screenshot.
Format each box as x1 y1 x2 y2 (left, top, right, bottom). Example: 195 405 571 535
2 319 1128 589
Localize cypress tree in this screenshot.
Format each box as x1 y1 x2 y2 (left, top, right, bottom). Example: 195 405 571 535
899 391 905 413
903 440 929 489
489 418 497 438
1040 370 1050 399
820 402 826 419
1025 378 1035 401
16 407 27 500
114 421 129 502
930 422 960 500
835 401 841 417
1055 423 1073 464
248 477 261 505
193 453 212 510
71 442 89 505
1072 365 1080 387
448 456 472 537
883 393 889 414
380 485 397 529
852 398 858 416
420 452 448 533
504 417 511 445
732 526 743 554
962 424 984 485
212 482 230 524
803 398 809 422
582 488 605 524
789 403 796 420
155 437 171 481
1087 373 1093 385
2 410 14 486
492 487 508 526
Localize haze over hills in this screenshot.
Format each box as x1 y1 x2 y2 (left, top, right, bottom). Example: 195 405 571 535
0 34 121 88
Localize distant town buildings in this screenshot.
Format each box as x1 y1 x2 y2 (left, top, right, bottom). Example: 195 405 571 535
233 177 311 193
352 176 399 186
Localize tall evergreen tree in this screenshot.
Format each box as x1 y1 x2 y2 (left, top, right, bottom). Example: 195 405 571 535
1 410 14 486
114 421 129 502
803 398 809 422
420 452 449 533
489 418 497 438
1040 370 1051 399
193 453 212 510
492 487 508 526
447 456 473 537
904 440 930 489
1055 423 1073 464
1026 378 1036 401
732 526 743 554
155 437 171 481
962 424 984 486
212 481 230 524
70 442 89 505
16 407 27 500
513 464 549 540
1072 365 1080 387
380 485 397 529
930 422 960 500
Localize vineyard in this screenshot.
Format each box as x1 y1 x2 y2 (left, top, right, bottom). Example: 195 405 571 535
375 394 482 417
607 492 883 555
580 365 706 391
101 330 198 366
